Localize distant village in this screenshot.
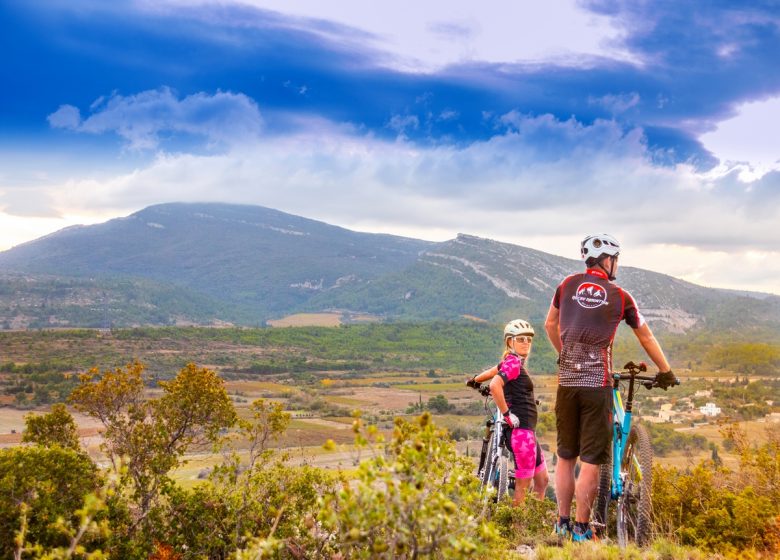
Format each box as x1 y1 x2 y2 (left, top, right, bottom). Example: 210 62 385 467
643 386 780 426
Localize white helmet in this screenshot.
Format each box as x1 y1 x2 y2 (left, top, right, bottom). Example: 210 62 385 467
504 319 534 338
581 233 621 262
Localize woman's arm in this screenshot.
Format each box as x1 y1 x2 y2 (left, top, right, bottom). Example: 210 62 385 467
474 365 499 384
489 375 509 414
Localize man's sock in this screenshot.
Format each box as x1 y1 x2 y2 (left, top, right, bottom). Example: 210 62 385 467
574 521 589 533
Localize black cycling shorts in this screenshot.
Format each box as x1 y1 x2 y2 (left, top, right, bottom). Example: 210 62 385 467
555 385 612 465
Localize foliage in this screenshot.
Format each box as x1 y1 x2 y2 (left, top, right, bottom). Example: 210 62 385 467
22 403 81 450
643 423 707 457
310 412 503 559
427 394 453 414
705 343 780 374
0 446 102 559
533 539 717 559
492 494 557 546
651 423 780 554
68 361 237 550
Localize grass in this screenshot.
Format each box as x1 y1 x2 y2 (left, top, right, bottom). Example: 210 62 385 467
395 382 469 392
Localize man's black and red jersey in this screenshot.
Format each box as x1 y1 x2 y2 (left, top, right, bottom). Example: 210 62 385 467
552 268 645 387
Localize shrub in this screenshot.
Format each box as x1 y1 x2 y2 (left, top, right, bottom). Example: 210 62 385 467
317 412 502 558
0 446 102 558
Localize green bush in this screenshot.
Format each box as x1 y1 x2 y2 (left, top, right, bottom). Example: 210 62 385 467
652 423 780 555
0 446 102 558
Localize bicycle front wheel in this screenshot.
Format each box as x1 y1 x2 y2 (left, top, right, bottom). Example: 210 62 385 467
480 435 496 489
617 424 653 547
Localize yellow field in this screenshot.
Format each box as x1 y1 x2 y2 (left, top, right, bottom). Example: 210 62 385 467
267 313 343 327
267 311 381 327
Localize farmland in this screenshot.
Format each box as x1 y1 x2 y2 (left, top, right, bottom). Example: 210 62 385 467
0 324 778 476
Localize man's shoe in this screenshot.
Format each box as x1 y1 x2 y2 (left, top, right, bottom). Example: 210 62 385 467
572 526 595 542
554 519 573 541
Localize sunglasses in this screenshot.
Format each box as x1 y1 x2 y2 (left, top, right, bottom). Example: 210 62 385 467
512 336 533 343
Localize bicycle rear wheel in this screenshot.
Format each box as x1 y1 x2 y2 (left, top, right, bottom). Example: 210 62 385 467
593 447 612 538
617 424 653 547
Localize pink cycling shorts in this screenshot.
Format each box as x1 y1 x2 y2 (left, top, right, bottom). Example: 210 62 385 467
510 428 547 479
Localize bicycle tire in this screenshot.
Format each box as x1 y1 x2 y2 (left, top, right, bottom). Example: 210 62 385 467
477 437 489 481
617 424 653 547
593 447 612 538
497 450 509 501
480 435 496 489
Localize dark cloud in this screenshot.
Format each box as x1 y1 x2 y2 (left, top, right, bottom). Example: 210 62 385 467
4 0 779 168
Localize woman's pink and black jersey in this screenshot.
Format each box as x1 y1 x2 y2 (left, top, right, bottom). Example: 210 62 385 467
552 268 645 387
497 353 537 430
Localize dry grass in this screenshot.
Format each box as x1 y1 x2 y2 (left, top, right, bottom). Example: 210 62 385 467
266 313 343 327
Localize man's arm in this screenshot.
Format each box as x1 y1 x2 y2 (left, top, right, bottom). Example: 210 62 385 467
545 303 562 355
632 323 671 372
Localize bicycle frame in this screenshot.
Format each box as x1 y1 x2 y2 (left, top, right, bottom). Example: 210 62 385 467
609 365 654 499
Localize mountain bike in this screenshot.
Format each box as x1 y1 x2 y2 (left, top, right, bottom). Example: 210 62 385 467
471 383 513 501
593 361 680 547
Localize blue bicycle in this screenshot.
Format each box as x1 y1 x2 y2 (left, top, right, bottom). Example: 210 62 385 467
593 361 680 547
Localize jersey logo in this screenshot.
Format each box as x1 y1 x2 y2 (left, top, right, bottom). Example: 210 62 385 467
572 282 608 309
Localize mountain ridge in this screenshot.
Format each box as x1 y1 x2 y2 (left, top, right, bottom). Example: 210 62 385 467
0 202 778 330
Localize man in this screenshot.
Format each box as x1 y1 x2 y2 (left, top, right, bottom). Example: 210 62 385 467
544 233 677 541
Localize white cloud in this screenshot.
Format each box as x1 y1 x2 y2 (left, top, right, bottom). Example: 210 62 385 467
47 105 82 129
700 96 780 180
47 87 263 150
6 111 780 294
157 0 635 71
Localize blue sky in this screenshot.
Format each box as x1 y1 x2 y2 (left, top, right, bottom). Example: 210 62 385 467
1 1 779 294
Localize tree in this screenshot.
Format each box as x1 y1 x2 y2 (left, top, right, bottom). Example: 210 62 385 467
69 361 237 550
427 394 452 414
22 403 80 450
160 399 334 558
0 446 102 558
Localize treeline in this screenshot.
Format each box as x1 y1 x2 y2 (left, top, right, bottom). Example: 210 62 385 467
644 423 709 457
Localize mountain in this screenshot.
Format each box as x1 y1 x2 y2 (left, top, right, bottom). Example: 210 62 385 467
0 203 432 326
0 202 778 331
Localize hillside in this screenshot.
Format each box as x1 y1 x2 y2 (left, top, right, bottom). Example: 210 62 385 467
306 234 780 331
0 202 779 330
0 203 432 326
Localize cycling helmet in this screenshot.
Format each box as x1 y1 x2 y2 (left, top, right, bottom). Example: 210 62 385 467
504 319 535 339
581 233 621 279
581 233 621 261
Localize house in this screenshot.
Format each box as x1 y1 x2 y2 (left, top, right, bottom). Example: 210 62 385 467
699 402 721 417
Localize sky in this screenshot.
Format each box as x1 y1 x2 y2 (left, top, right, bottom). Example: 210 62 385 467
1 0 779 295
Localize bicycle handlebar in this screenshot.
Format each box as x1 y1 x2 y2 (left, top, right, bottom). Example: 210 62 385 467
614 361 681 390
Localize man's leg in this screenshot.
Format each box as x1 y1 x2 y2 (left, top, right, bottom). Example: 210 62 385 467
555 456 576 518
574 461 600 522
